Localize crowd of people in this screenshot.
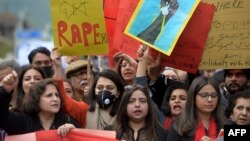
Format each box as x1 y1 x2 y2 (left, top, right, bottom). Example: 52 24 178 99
0 45 250 141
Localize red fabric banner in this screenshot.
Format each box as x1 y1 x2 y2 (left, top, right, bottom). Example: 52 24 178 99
5 129 118 141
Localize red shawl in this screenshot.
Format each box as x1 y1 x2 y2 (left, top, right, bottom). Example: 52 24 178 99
195 118 217 141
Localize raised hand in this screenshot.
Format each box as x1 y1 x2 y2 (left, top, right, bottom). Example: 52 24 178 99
2 71 18 93
51 48 62 67
64 56 80 64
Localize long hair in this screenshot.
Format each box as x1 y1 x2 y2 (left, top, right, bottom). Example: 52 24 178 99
87 69 125 116
114 85 159 141
174 76 224 136
161 82 188 117
23 78 64 116
16 65 47 111
114 57 134 85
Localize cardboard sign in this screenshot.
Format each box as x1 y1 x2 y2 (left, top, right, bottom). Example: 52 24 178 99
199 0 250 69
50 0 108 56
112 0 141 59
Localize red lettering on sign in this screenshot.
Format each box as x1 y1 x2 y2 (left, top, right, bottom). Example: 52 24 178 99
57 21 102 47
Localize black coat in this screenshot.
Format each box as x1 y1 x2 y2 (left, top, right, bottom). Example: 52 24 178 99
0 87 80 135
167 125 194 141
105 124 168 141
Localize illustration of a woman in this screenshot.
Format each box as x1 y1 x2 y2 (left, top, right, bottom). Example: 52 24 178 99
137 0 179 44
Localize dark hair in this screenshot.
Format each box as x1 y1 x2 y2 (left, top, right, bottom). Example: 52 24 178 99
174 76 224 136
161 82 188 116
224 69 250 79
16 65 48 111
114 85 158 140
225 90 250 118
63 78 82 101
87 69 125 116
114 57 135 85
28 47 51 64
23 78 64 116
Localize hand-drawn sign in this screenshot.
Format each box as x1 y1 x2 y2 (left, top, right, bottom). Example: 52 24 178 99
50 0 108 56
199 0 250 69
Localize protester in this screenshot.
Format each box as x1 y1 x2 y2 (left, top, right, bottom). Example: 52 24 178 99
167 76 225 141
15 65 47 112
0 58 20 111
64 60 93 101
63 79 74 98
28 47 53 77
105 84 168 141
113 52 137 85
161 82 188 129
0 72 79 135
86 69 125 129
220 69 249 111
225 90 250 125
53 76 88 128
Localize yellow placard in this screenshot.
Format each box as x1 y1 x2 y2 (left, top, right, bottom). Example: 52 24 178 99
50 0 108 56
199 0 250 69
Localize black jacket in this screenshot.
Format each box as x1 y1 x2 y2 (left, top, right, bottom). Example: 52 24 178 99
167 125 193 141
0 87 80 135
105 124 168 141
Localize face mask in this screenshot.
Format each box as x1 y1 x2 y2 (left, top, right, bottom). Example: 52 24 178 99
96 90 116 109
42 66 54 77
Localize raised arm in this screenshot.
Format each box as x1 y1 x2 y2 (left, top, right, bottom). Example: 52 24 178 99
55 79 89 128
0 71 32 135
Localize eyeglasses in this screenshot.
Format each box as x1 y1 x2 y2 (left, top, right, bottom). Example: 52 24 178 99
197 92 219 100
70 70 87 79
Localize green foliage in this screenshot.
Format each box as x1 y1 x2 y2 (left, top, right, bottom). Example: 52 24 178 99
0 42 14 58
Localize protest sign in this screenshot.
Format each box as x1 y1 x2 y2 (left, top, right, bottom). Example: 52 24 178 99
199 0 250 69
50 0 108 56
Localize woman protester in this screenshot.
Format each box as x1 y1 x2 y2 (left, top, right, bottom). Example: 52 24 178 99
167 76 226 141
52 68 125 130
86 69 125 129
0 71 79 135
105 84 168 141
225 90 250 125
161 82 188 129
15 65 48 112
113 52 137 85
